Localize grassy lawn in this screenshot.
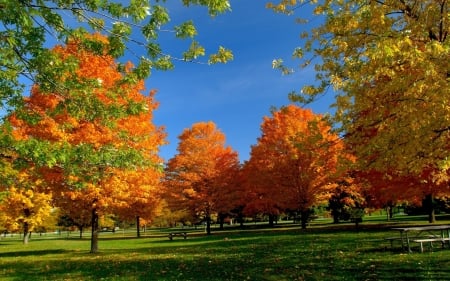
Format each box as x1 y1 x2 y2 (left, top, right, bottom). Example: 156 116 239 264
2 216 450 280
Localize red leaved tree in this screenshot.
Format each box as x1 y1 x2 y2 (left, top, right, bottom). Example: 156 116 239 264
243 105 344 228
164 122 240 234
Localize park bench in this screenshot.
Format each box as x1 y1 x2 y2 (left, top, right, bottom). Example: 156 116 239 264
168 232 187 240
412 238 450 253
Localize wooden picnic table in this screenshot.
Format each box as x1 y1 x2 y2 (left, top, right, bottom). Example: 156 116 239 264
390 225 450 253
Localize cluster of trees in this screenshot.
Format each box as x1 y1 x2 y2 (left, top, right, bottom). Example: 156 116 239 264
1 0 449 254
0 0 231 253
269 1 450 221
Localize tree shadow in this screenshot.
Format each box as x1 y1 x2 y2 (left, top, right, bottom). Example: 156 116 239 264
0 249 68 258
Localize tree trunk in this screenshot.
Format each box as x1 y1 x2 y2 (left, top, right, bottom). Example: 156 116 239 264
332 211 340 224
218 213 225 230
238 213 244 228
90 207 99 253
136 216 141 238
300 210 309 229
79 226 83 239
23 222 30 244
425 194 436 223
268 214 275 227
205 215 211 235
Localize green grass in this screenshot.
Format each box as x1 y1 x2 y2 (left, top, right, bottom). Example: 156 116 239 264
2 217 450 280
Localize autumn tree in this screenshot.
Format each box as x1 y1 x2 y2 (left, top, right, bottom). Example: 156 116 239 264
243 105 343 229
0 147 54 244
8 34 166 252
165 122 240 235
110 168 164 238
0 2 232 244
269 1 450 215
328 177 366 224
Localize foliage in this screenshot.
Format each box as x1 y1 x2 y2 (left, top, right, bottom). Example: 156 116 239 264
243 105 344 228
0 0 232 113
328 177 366 223
6 34 166 252
268 1 450 183
164 121 240 234
0 186 52 243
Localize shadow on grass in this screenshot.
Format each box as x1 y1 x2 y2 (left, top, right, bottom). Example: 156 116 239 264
0 249 69 258
3 224 450 281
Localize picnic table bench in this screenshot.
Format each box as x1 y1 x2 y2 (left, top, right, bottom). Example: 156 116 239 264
389 225 450 253
412 237 450 253
168 232 187 240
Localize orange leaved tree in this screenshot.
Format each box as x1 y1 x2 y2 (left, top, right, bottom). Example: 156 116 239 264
164 122 240 235
8 34 166 252
243 105 344 228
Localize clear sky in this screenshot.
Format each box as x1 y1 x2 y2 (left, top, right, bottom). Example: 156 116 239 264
147 0 332 163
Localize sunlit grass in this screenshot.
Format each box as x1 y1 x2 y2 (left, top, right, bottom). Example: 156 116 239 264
2 217 450 280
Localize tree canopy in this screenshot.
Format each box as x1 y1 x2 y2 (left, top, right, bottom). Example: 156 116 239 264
4 33 166 252
270 1 450 182
243 105 344 228
164 121 240 235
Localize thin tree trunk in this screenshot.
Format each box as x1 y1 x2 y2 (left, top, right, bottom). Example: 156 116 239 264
23 222 30 244
206 215 211 235
218 213 225 230
90 207 99 253
268 214 275 227
136 216 141 238
79 226 83 239
425 194 436 223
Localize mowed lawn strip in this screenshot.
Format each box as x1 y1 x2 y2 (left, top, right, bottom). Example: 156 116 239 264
2 223 450 280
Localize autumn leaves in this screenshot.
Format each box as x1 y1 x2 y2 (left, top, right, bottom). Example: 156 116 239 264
0 32 347 252
0 34 166 252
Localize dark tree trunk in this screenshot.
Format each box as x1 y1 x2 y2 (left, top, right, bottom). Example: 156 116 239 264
425 194 436 223
268 214 275 227
79 226 83 239
238 213 244 228
136 216 141 238
300 210 309 229
389 206 394 220
218 213 225 230
206 215 212 235
332 212 340 224
90 207 99 253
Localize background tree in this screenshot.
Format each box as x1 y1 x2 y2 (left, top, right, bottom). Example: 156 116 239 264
8 34 166 252
0 154 53 244
0 185 52 244
269 0 450 212
110 168 164 238
328 177 365 224
165 121 240 235
243 105 343 229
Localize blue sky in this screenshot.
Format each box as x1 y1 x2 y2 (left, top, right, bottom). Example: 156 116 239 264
147 0 332 163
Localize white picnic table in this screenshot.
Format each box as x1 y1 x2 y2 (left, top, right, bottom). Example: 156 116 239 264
390 225 450 253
